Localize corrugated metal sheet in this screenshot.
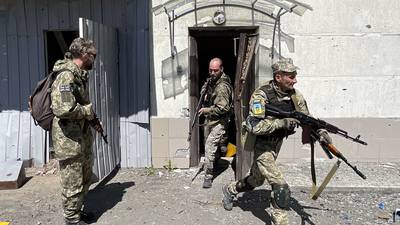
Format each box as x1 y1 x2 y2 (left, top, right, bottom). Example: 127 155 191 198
0 0 151 168
80 17 121 180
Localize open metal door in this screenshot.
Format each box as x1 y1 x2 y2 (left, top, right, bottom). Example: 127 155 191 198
188 36 200 167
79 18 120 182
234 33 258 180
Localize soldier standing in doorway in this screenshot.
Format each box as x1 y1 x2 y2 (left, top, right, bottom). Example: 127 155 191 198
221 58 332 225
51 37 103 225
199 58 233 188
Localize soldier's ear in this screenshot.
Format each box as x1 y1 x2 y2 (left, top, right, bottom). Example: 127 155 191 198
220 66 224 72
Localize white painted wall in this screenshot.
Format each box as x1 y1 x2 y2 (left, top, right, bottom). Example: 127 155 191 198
151 0 400 118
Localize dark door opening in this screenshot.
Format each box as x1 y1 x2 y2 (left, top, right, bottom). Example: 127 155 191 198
44 30 79 163
44 30 79 74
188 26 258 167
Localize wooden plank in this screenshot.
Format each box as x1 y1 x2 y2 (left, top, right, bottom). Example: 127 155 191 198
0 12 9 109
188 36 200 167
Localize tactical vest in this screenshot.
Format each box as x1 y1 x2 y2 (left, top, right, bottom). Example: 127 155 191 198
258 83 297 139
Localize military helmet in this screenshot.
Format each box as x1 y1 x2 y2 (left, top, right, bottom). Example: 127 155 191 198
271 58 299 74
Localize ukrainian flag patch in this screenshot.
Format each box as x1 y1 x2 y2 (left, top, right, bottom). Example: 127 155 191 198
252 100 264 115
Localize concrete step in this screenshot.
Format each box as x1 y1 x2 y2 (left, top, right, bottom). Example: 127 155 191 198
0 160 26 190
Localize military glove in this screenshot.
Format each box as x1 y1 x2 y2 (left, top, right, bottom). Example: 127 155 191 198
89 117 104 133
83 103 95 121
278 118 300 131
317 129 332 144
198 107 212 115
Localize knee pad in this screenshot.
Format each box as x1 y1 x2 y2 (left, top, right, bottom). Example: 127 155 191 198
272 183 291 209
235 176 255 193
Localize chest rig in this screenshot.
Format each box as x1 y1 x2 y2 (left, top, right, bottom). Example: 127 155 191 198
259 83 298 138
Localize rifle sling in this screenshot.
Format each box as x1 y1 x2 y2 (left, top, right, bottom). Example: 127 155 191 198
309 140 341 200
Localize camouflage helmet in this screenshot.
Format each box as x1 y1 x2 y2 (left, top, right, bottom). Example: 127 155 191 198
271 58 299 74
69 37 97 58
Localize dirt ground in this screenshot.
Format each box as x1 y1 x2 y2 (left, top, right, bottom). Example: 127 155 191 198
1 160 400 225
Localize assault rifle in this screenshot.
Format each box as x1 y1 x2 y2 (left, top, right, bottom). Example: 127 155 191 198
265 104 367 179
89 116 108 144
187 79 212 142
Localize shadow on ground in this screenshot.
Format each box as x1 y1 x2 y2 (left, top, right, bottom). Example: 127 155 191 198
233 189 324 225
83 181 135 223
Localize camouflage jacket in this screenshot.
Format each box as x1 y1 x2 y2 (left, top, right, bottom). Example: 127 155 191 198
50 58 94 160
247 80 309 151
202 73 233 126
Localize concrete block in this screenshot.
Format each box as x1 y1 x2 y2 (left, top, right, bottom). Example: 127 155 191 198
0 160 26 190
152 157 169 168
171 157 190 169
168 118 189 138
169 138 189 158
151 138 169 158
151 118 169 138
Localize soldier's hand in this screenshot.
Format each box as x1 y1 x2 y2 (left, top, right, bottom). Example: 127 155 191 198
198 107 211 115
317 129 332 144
279 118 300 131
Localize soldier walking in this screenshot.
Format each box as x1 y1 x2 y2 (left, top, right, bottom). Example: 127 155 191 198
221 58 332 225
199 58 233 188
51 38 102 225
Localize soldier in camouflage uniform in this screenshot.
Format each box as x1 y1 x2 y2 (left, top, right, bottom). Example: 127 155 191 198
51 38 99 225
221 59 332 225
199 58 233 188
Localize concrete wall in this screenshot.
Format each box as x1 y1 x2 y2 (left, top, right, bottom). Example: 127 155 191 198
151 0 400 163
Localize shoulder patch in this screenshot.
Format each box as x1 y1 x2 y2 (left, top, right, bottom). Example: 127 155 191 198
59 84 72 92
252 100 264 115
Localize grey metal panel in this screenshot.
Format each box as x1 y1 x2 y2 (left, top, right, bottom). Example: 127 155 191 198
7 6 20 111
0 12 8 109
80 17 120 181
0 0 151 168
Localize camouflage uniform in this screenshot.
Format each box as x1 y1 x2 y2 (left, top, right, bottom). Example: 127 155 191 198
51 56 95 224
224 59 309 225
202 73 233 180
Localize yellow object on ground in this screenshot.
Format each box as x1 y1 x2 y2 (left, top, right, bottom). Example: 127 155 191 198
0 222 10 225
225 142 237 157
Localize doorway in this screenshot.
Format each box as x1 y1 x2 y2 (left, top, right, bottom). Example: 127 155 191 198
188 26 258 168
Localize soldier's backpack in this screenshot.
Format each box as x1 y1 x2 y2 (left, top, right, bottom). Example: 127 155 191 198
29 69 71 131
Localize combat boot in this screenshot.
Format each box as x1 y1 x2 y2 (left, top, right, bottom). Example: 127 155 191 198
202 175 213 188
222 184 234 211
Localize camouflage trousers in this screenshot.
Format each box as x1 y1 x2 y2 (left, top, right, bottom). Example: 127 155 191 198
227 149 289 225
204 123 228 178
59 152 93 223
